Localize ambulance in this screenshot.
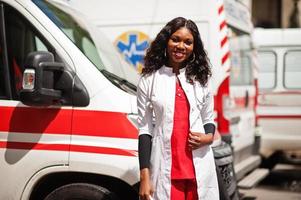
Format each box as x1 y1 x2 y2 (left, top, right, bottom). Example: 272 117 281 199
66 0 268 189
0 0 263 200
253 28 301 167
0 0 140 199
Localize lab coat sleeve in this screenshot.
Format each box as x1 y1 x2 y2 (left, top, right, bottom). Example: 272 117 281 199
137 76 153 137
201 81 215 126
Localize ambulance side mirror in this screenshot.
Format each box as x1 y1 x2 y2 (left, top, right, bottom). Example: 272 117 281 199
20 51 89 107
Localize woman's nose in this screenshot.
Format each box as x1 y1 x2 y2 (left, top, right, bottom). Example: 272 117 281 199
176 41 185 49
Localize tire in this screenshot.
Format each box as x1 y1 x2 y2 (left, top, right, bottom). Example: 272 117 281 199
261 151 281 170
44 183 119 200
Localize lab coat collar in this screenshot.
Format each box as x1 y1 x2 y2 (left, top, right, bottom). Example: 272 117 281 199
162 65 186 75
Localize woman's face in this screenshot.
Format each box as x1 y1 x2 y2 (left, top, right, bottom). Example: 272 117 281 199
167 27 194 68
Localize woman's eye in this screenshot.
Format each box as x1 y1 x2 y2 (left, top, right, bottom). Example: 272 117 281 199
171 37 179 42
185 40 193 45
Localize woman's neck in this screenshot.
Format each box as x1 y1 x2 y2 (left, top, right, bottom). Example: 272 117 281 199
166 63 185 75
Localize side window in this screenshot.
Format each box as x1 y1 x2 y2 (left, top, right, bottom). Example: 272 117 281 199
0 38 5 98
229 33 253 86
284 50 301 89
4 4 53 100
257 51 277 90
0 3 10 99
230 53 253 86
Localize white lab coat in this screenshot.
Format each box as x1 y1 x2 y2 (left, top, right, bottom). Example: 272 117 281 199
137 66 219 200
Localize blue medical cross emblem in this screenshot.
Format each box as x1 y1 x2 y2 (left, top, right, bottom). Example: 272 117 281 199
116 34 149 69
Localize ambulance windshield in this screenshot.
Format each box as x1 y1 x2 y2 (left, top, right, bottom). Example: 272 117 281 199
32 0 138 95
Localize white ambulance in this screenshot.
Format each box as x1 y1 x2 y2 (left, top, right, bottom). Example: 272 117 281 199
0 0 140 199
253 28 301 167
66 0 268 188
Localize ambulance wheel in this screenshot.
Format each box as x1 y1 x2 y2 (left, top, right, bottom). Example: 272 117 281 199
44 183 119 200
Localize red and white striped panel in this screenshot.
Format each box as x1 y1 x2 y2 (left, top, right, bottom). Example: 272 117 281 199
217 0 231 72
0 105 138 157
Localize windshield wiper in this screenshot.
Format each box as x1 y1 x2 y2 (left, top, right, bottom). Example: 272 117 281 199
100 69 137 92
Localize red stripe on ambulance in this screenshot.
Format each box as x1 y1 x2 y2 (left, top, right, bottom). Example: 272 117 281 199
222 51 230 65
0 141 137 157
0 106 138 139
221 36 228 47
257 115 301 119
219 20 227 31
217 0 230 69
218 5 224 15
0 106 72 134
72 109 137 139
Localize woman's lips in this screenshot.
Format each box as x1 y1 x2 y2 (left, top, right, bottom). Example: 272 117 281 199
173 51 185 59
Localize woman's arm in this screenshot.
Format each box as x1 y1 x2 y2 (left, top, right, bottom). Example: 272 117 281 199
201 82 215 129
204 123 216 135
189 82 216 149
137 76 153 168
139 135 153 200
137 76 154 137
138 134 152 169
137 76 154 200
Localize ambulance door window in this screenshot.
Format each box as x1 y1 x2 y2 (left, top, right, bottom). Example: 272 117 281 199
0 3 11 99
4 4 54 100
230 52 253 86
257 51 277 90
0 43 5 98
0 14 5 98
228 33 253 86
284 50 301 89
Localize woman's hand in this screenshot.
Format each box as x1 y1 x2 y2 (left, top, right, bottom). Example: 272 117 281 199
188 132 214 150
139 168 154 200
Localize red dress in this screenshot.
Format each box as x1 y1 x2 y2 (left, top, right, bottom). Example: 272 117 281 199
171 80 195 179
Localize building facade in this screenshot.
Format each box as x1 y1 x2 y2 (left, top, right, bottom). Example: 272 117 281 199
252 0 301 28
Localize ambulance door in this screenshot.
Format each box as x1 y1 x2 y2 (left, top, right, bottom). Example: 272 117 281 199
228 31 256 158
0 2 71 198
